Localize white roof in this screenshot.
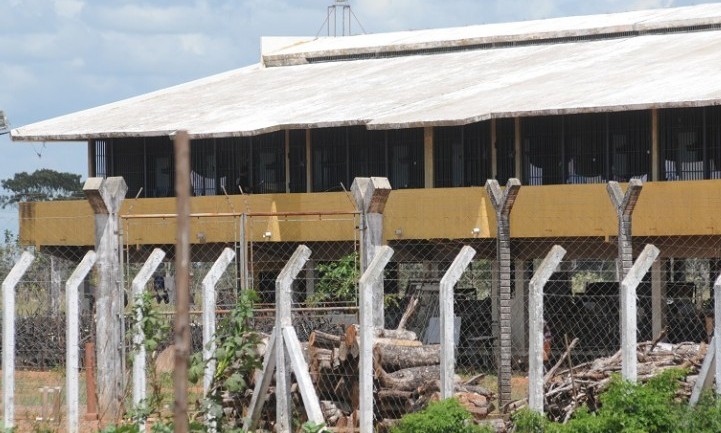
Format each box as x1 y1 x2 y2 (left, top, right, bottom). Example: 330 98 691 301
12 3 721 142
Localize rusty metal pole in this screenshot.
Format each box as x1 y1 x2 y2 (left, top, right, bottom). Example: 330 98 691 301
174 131 191 433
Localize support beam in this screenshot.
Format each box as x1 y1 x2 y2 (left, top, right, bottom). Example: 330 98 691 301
359 246 394 433
67 251 97 433
424 127 434 188
485 178 521 408
351 177 392 328
621 244 660 382
440 246 476 399
83 176 127 422
2 251 35 429
528 246 566 413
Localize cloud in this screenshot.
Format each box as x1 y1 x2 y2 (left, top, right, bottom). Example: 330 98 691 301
54 0 85 18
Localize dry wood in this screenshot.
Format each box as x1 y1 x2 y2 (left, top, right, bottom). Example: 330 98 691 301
373 344 440 372
377 365 442 392
396 294 419 331
544 337 579 384
310 331 342 350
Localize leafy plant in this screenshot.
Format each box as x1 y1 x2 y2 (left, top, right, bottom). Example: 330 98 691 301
307 253 359 305
390 398 493 433
127 290 171 421
189 290 262 430
301 421 329 433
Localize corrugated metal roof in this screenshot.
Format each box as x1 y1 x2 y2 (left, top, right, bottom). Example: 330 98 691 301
11 3 721 142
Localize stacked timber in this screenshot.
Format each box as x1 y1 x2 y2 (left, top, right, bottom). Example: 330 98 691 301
307 324 496 429
511 339 707 423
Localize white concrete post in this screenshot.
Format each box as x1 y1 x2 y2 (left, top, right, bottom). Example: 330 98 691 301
202 248 236 395
485 178 521 407
359 246 393 433
83 176 127 421
714 274 721 395
243 329 277 431
621 244 660 382
130 248 166 413
67 251 97 433
691 336 716 407
2 251 34 429
351 177 392 328
528 246 567 413
440 246 476 399
50 256 62 317
276 245 312 433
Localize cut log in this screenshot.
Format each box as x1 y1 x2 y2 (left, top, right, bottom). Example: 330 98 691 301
377 365 442 392
309 330 342 350
373 344 440 372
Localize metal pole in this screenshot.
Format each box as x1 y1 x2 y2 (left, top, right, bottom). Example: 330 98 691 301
440 246 476 399
528 246 566 413
2 251 34 429
359 246 394 433
174 130 191 433
66 251 97 433
131 249 166 419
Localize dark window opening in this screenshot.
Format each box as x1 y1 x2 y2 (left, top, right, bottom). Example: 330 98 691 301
289 130 307 193
388 128 424 189
522 116 563 185
608 110 651 182
252 131 285 193
312 128 348 192
434 122 490 187
496 118 516 185
661 106 721 181
565 113 606 183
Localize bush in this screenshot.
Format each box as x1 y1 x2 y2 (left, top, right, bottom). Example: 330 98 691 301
390 399 493 433
513 368 721 433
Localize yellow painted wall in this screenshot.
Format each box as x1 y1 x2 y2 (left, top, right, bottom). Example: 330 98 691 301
19 180 721 247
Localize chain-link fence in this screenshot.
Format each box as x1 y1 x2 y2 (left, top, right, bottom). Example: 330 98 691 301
5 182 721 431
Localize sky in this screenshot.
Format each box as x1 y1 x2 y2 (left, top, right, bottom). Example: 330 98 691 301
0 0 713 230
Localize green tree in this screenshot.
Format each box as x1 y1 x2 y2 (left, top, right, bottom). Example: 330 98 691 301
0 169 83 207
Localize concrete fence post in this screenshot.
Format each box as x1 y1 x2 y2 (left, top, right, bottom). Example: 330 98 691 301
351 177 392 328
485 178 521 407
276 245 312 433
66 251 97 433
528 246 567 413
621 244 660 382
130 248 166 415
2 251 34 429
359 246 394 433
440 246 476 399
83 176 127 421
202 248 236 395
607 179 643 281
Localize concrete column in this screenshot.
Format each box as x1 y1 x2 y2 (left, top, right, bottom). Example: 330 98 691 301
651 259 667 338
50 256 62 317
607 179 643 281
351 177 392 328
424 127 434 188
485 178 521 408
305 259 316 299
83 176 127 422
511 259 527 356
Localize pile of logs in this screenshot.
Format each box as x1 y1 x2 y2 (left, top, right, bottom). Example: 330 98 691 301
308 323 495 430
526 338 708 423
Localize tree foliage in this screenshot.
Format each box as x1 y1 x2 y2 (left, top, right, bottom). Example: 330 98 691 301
0 169 83 207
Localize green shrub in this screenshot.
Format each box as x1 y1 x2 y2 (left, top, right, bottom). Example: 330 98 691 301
390 398 493 433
